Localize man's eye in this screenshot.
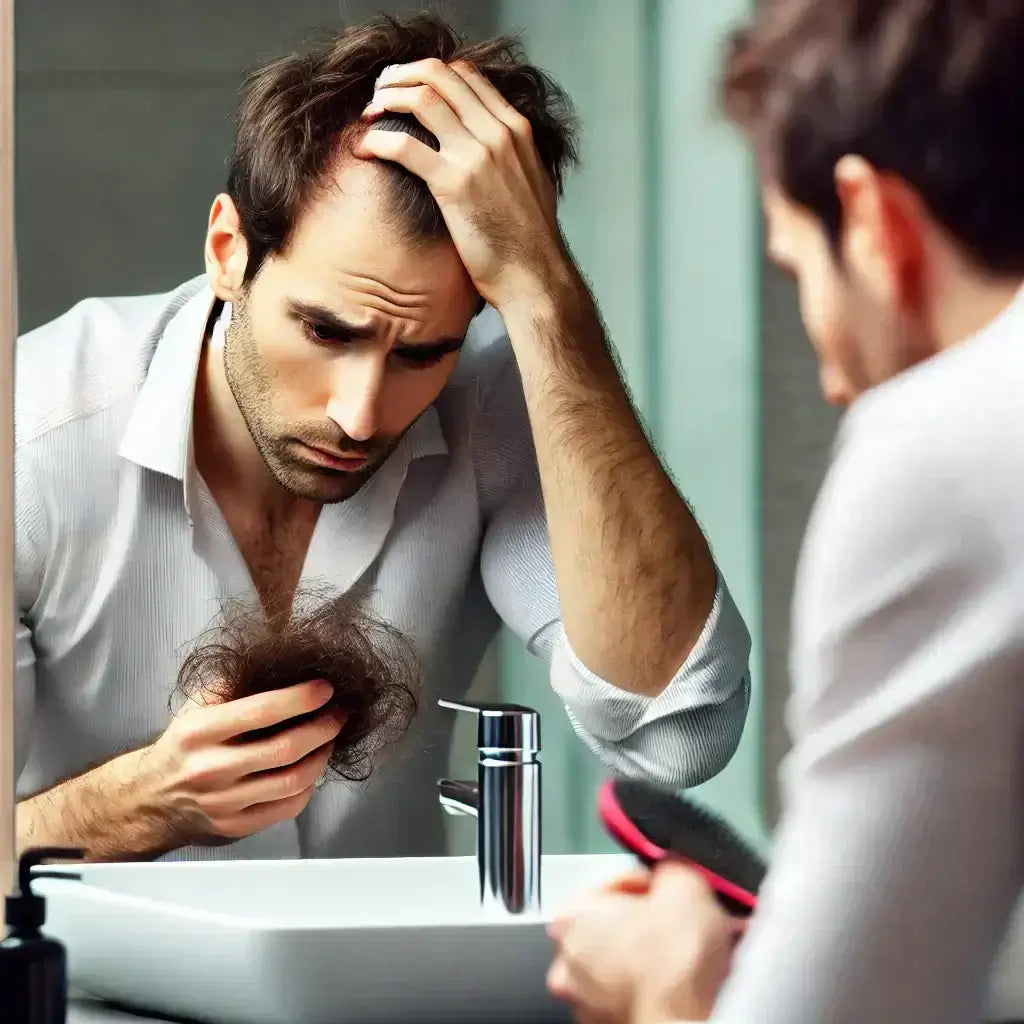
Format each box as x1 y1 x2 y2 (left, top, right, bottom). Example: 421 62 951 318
307 322 337 343
395 349 446 368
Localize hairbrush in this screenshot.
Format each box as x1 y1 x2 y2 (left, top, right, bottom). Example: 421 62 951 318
598 776 766 916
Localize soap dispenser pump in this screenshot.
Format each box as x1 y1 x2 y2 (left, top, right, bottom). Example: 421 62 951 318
0 846 84 1024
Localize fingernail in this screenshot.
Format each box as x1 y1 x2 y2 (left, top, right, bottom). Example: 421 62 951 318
361 103 381 120
316 680 334 699
375 64 395 89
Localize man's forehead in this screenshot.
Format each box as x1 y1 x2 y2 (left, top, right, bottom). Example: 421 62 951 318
298 155 395 231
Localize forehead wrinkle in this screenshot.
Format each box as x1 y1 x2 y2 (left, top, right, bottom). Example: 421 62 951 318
335 270 434 315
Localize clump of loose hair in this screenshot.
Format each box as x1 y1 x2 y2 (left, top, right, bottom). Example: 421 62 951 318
226 11 580 281
174 585 420 783
719 0 1024 276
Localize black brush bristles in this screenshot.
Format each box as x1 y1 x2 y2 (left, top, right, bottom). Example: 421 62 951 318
599 777 767 916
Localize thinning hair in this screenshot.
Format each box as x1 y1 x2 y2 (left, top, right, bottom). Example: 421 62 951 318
226 11 580 282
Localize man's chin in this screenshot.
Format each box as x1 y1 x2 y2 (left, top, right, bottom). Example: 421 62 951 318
273 457 380 503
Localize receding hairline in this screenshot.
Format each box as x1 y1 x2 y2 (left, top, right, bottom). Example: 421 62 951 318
266 121 452 255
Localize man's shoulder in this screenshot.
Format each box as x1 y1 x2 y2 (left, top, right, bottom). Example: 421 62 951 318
837 316 1024 493
802 318 1024 607
15 277 201 449
446 305 515 389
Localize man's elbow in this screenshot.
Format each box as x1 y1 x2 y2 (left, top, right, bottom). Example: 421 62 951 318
610 675 752 790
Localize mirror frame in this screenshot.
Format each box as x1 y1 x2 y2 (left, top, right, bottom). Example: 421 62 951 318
1 0 15 903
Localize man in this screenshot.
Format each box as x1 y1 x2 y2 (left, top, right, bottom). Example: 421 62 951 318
13 14 751 862
548 1 1024 1022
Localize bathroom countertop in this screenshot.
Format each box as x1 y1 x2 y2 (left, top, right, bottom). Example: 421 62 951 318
70 994 174 1023
68 992 570 1024
68 991 1024 1024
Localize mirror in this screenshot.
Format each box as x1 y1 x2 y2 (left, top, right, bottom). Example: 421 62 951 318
10 0 765 874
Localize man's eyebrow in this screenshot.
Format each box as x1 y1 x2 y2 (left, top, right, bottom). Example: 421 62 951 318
392 335 466 356
287 300 376 339
289 298 466 353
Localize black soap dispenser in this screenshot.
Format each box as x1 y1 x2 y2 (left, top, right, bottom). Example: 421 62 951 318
0 846 84 1024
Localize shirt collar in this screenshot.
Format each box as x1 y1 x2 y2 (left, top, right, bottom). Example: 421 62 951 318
117 276 450 487
117 275 213 480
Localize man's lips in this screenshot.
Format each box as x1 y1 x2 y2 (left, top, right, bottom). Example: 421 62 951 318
296 441 369 471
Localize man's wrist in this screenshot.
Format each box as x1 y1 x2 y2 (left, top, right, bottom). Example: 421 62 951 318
110 743 185 856
17 745 182 862
492 253 584 335
632 988 714 1024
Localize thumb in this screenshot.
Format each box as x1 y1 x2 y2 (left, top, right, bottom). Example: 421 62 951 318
650 857 717 902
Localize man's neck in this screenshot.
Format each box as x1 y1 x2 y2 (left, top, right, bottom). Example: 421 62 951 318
192 322 304 521
933 268 1023 353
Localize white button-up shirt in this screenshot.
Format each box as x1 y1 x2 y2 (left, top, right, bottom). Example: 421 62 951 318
711 288 1024 1023
14 275 751 860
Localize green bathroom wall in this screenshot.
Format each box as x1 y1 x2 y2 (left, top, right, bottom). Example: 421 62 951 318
494 0 766 853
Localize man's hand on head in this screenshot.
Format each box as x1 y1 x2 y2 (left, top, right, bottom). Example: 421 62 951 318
354 58 570 313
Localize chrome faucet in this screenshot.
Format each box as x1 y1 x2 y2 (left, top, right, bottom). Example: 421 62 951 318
437 698 541 915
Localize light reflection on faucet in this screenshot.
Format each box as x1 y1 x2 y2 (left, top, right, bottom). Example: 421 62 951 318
437 698 542 915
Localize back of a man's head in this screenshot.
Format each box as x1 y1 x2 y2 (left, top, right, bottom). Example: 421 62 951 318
226 12 580 282
720 0 1024 277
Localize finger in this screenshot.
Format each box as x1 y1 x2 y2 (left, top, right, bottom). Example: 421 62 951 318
545 956 572 1000
448 60 533 137
376 59 497 136
229 708 345 776
547 953 610 1024
187 679 335 744
547 887 601 928
216 783 317 839
214 739 334 812
651 857 718 900
363 84 475 150
447 60 554 201
353 128 443 183
652 859 738 936
374 65 515 156
551 876 642 927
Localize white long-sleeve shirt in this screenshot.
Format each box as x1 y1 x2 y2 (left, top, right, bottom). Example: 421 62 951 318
13 275 752 861
711 287 1024 1023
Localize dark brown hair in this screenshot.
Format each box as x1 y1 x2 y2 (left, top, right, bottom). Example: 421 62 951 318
174 585 420 782
226 12 580 282
720 0 1024 275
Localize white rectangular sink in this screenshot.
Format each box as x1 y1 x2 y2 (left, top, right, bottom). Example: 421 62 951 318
35 853 636 1024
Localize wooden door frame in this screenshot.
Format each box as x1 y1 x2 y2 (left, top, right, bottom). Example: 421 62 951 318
1 0 15 905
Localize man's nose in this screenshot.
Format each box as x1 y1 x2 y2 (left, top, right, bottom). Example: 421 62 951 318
325 354 385 443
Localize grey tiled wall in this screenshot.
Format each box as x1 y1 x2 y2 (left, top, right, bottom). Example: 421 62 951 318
14 0 494 333
759 260 841 823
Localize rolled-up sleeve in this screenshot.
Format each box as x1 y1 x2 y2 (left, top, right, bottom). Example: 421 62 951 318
473 334 751 788
540 572 751 785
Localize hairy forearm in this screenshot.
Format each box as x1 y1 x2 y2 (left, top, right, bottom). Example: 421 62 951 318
16 746 179 862
500 263 718 696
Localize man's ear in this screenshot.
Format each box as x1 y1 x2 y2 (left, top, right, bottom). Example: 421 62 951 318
835 155 926 313
204 193 249 301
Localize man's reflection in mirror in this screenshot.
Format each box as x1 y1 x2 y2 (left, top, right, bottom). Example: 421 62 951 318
13 13 751 862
